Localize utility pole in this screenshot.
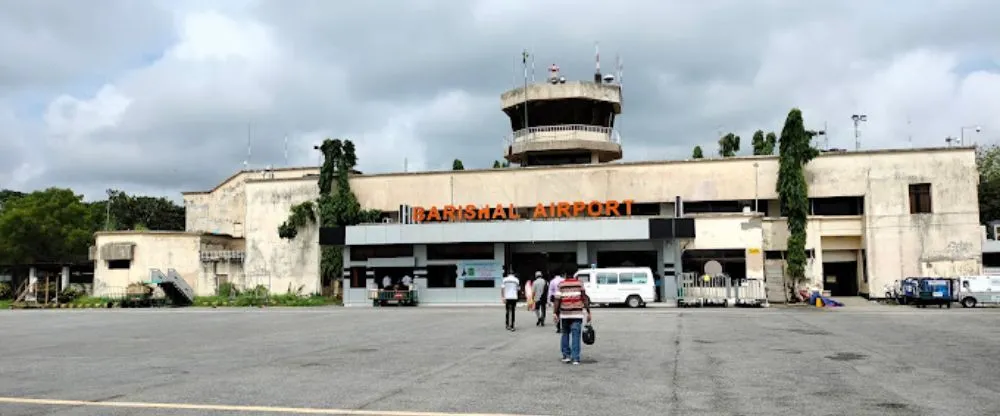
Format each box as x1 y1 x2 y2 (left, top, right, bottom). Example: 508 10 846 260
851 114 867 150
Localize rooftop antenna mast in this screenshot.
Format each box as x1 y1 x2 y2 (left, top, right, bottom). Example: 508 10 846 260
530 46 536 83
594 42 602 83
283 134 288 166
245 122 252 171
616 53 623 86
522 49 529 134
907 116 913 147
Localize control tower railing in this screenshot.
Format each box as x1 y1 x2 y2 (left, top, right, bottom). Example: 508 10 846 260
503 124 622 147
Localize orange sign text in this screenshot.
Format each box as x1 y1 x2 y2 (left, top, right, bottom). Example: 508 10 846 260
412 200 634 223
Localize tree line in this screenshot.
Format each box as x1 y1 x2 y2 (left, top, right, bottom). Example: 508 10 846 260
692 130 778 159
0 188 184 265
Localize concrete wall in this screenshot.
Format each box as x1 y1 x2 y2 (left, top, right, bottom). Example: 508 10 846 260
244 178 321 295
168 146 981 299
93 232 201 297
184 168 318 238
93 232 246 297
500 81 622 110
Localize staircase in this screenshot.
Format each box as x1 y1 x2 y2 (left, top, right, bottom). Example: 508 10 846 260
148 269 195 306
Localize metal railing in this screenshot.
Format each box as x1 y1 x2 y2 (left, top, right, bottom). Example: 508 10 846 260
677 272 768 307
504 124 621 147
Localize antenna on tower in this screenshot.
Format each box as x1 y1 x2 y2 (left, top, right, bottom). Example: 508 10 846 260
245 122 252 171
283 134 289 166
616 54 623 86
593 42 602 83
907 116 913 147
530 47 536 83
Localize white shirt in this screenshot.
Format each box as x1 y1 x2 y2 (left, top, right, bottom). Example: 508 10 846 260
502 275 520 300
382 276 391 287
402 275 412 285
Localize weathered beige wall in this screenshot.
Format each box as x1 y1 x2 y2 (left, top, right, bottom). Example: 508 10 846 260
689 215 766 279
244 179 321 295
184 168 318 238
93 232 201 297
171 147 980 298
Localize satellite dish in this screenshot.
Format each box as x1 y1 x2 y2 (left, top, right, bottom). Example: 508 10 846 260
704 260 723 275
602 74 615 83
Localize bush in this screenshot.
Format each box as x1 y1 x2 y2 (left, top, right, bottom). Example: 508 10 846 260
0 282 11 299
218 282 238 298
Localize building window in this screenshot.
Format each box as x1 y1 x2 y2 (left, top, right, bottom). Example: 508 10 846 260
107 260 131 269
426 265 457 288
908 183 932 214
464 279 495 288
348 267 367 288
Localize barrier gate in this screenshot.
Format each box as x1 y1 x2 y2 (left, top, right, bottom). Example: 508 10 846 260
677 272 768 307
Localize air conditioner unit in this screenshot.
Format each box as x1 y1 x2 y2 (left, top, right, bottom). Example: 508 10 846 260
382 217 392 223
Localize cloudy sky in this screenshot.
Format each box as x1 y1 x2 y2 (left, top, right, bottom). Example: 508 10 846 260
2 0 1000 201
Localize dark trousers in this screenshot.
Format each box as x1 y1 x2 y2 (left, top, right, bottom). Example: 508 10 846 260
535 301 546 323
505 299 517 328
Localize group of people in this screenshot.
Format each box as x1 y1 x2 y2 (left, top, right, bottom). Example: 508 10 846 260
501 271 592 365
381 274 413 291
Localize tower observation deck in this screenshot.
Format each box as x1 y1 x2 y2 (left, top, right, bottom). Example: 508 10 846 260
500 66 623 167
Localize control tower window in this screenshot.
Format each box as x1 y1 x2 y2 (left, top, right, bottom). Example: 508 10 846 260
505 99 616 131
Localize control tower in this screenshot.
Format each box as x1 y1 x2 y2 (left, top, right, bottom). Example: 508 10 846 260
500 64 623 167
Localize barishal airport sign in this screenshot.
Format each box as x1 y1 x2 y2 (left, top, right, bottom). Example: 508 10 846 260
412 200 635 223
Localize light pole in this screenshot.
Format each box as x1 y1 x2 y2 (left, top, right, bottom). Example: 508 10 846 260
960 125 982 146
851 114 867 150
945 136 958 147
753 162 759 214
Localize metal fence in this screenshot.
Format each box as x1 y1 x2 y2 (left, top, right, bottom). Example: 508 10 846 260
677 272 768 307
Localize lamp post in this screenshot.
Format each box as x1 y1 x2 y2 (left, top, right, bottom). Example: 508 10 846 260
945 136 958 147
960 125 982 146
851 114 867 150
753 162 759 213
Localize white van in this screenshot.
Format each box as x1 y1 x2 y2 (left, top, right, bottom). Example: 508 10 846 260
573 267 656 308
958 276 1000 308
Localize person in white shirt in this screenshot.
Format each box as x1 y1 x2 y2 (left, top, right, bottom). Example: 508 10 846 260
382 275 392 289
501 273 521 331
401 274 413 290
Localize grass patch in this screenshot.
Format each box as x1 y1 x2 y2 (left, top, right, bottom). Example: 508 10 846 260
0 299 11 309
193 293 341 308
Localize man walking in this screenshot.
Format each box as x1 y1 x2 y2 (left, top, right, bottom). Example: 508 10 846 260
501 273 520 331
532 271 548 326
547 274 565 333
553 274 591 365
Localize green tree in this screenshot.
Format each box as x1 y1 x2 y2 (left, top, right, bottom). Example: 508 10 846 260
0 188 95 264
776 108 819 300
452 159 465 170
751 130 765 155
752 130 778 155
0 189 25 212
764 132 778 155
101 189 185 231
692 146 704 159
280 138 380 287
718 133 741 157
978 144 1000 225
492 160 510 168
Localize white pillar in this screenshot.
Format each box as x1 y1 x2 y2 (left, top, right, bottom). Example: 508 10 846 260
61 266 70 291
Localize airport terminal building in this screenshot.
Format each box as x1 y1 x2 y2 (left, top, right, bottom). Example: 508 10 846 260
90 73 984 306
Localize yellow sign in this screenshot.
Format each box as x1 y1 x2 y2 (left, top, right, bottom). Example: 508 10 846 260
412 200 635 223
747 248 761 255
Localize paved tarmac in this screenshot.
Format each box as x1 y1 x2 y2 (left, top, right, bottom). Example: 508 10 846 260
1 305 999 416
